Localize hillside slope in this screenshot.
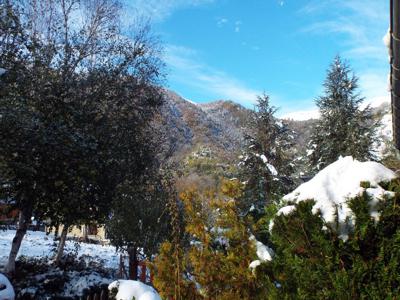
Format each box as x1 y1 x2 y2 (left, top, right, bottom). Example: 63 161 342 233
157 90 252 161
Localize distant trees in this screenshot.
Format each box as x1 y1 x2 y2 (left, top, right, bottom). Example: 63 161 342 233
238 94 295 214
0 0 164 273
308 56 379 171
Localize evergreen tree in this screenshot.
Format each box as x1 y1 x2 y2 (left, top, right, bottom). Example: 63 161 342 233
238 94 295 214
309 56 379 171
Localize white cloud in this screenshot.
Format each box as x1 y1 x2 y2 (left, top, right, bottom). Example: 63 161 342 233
281 109 320 121
165 45 260 106
234 21 242 33
216 17 228 27
300 0 389 104
122 0 215 22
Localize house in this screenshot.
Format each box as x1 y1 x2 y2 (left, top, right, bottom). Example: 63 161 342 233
0 202 18 225
47 224 109 243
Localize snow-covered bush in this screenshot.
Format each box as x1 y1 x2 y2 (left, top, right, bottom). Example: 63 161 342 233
278 156 396 240
0 273 15 300
255 157 400 298
108 280 161 300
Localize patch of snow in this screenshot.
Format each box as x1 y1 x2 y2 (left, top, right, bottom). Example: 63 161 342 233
0 273 15 300
280 156 396 239
64 272 110 297
0 230 119 270
268 220 274 232
249 260 261 270
374 111 392 157
249 235 273 262
267 163 278 176
184 98 197 106
260 154 268 164
0 68 6 76
306 149 315 156
277 205 296 216
108 280 161 300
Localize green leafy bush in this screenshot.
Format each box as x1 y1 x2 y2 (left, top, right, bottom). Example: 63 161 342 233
257 179 400 299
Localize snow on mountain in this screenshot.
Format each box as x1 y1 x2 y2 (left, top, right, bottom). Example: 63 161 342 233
372 99 393 157
158 90 251 161
279 156 396 240
282 96 390 122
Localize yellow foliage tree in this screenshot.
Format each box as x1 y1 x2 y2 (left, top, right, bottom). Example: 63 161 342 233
153 179 266 299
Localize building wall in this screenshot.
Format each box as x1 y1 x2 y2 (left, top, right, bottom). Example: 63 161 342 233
48 224 108 242
0 205 19 222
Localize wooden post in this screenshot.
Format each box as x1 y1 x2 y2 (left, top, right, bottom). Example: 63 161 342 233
100 284 109 300
128 247 138 280
139 262 146 283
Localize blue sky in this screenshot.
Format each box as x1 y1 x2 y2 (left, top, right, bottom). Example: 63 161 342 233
123 0 390 117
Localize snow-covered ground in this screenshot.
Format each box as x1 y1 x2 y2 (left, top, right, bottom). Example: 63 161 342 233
0 230 124 297
0 230 119 270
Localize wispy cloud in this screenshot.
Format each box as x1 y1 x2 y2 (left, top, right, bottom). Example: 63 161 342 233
299 0 390 104
165 45 260 106
234 21 242 33
216 17 228 27
122 0 215 22
281 109 320 121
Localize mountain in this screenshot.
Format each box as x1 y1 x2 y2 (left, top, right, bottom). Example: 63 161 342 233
156 90 392 171
157 90 252 162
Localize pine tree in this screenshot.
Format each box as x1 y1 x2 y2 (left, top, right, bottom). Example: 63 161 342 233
238 94 295 214
309 56 379 171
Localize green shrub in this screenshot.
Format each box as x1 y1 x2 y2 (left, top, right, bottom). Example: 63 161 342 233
256 180 400 299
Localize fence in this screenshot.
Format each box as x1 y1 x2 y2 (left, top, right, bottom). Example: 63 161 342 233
79 283 109 300
79 255 153 300
118 254 153 283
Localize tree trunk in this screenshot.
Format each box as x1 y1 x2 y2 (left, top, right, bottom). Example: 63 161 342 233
54 224 69 264
5 206 32 275
54 223 59 240
128 247 138 280
83 224 89 242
